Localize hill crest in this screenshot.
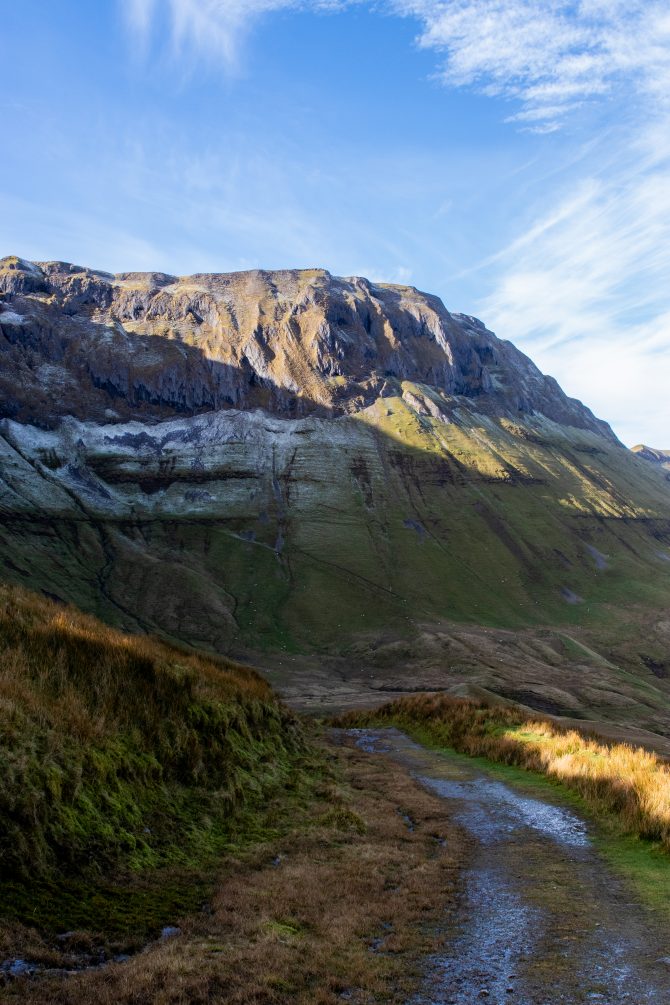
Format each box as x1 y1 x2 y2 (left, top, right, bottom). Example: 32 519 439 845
0 255 613 440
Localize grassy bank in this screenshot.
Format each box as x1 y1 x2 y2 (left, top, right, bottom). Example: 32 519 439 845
0 585 305 938
336 694 670 853
1 735 467 1004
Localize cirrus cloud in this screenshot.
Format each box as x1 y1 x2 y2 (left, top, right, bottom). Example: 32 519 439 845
121 0 670 443
395 0 670 131
125 0 353 71
125 1 670 129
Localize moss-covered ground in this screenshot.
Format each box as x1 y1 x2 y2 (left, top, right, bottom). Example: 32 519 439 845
0 733 469 1004
0 586 306 945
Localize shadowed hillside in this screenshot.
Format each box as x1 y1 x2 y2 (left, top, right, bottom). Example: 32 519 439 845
0 585 304 937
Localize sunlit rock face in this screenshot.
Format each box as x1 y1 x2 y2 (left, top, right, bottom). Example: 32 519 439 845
1 255 669 723
632 445 670 476
0 256 612 436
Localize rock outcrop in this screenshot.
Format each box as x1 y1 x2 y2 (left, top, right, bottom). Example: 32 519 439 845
632 445 670 474
0 256 613 438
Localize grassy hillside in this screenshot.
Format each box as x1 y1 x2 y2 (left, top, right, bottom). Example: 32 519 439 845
0 589 471 1002
2 401 670 652
2 259 670 727
1 388 670 733
0 585 305 936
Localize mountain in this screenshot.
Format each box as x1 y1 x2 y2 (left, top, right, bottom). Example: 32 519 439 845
0 255 613 433
632 445 670 474
2 255 670 731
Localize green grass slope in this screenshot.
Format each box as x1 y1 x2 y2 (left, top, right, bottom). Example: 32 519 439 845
1 390 669 729
0 585 305 936
2 397 670 651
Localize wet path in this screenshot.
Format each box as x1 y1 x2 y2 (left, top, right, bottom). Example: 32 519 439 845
347 728 670 1004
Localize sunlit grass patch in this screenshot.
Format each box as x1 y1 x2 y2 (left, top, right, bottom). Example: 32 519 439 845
337 693 670 853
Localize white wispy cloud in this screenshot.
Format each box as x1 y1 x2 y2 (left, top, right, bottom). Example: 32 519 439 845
390 0 670 442
125 1 670 128
120 0 670 443
393 0 670 131
125 0 350 71
478 124 670 444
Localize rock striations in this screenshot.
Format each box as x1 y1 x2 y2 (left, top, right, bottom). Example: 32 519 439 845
1 255 670 724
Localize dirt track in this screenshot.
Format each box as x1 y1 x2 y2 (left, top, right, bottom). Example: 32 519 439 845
348 728 670 1004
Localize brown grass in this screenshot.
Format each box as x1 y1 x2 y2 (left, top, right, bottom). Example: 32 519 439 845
0 583 303 896
0 583 271 745
337 693 670 852
1 735 468 1004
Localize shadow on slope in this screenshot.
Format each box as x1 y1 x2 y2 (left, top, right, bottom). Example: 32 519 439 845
1 280 670 734
0 585 305 939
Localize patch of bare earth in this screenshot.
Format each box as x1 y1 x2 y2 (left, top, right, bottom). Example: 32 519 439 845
1 736 468 1005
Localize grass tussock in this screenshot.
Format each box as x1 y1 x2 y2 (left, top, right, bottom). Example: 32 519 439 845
0 585 304 919
337 693 670 852
1 736 467 1004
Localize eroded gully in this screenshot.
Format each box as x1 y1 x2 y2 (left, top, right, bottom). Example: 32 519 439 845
345 728 670 1005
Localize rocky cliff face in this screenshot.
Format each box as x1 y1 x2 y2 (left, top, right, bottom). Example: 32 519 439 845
0 256 613 437
632 445 670 476
1 255 670 727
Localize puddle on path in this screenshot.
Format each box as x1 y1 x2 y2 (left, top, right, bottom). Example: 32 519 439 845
416 866 538 1005
418 774 588 848
345 728 670 1005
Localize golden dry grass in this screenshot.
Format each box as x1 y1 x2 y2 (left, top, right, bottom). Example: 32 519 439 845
0 583 271 743
1 736 468 1004
337 694 670 852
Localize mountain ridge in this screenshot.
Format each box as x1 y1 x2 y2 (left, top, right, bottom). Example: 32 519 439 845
0 255 614 439
632 445 670 473
1 254 669 732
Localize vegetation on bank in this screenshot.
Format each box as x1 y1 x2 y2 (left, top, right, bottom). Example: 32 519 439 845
1 736 467 1004
0 585 305 936
336 693 670 853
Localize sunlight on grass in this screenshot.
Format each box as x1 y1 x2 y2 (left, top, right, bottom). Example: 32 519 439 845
338 694 670 852
0 584 307 935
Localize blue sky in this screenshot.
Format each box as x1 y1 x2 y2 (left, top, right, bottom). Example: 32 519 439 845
2 1 669 446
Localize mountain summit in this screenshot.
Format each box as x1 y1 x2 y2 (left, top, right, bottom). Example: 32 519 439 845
1 256 669 725
0 256 612 436
631 445 670 474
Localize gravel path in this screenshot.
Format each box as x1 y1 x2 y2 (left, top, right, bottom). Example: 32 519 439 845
349 728 670 1004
